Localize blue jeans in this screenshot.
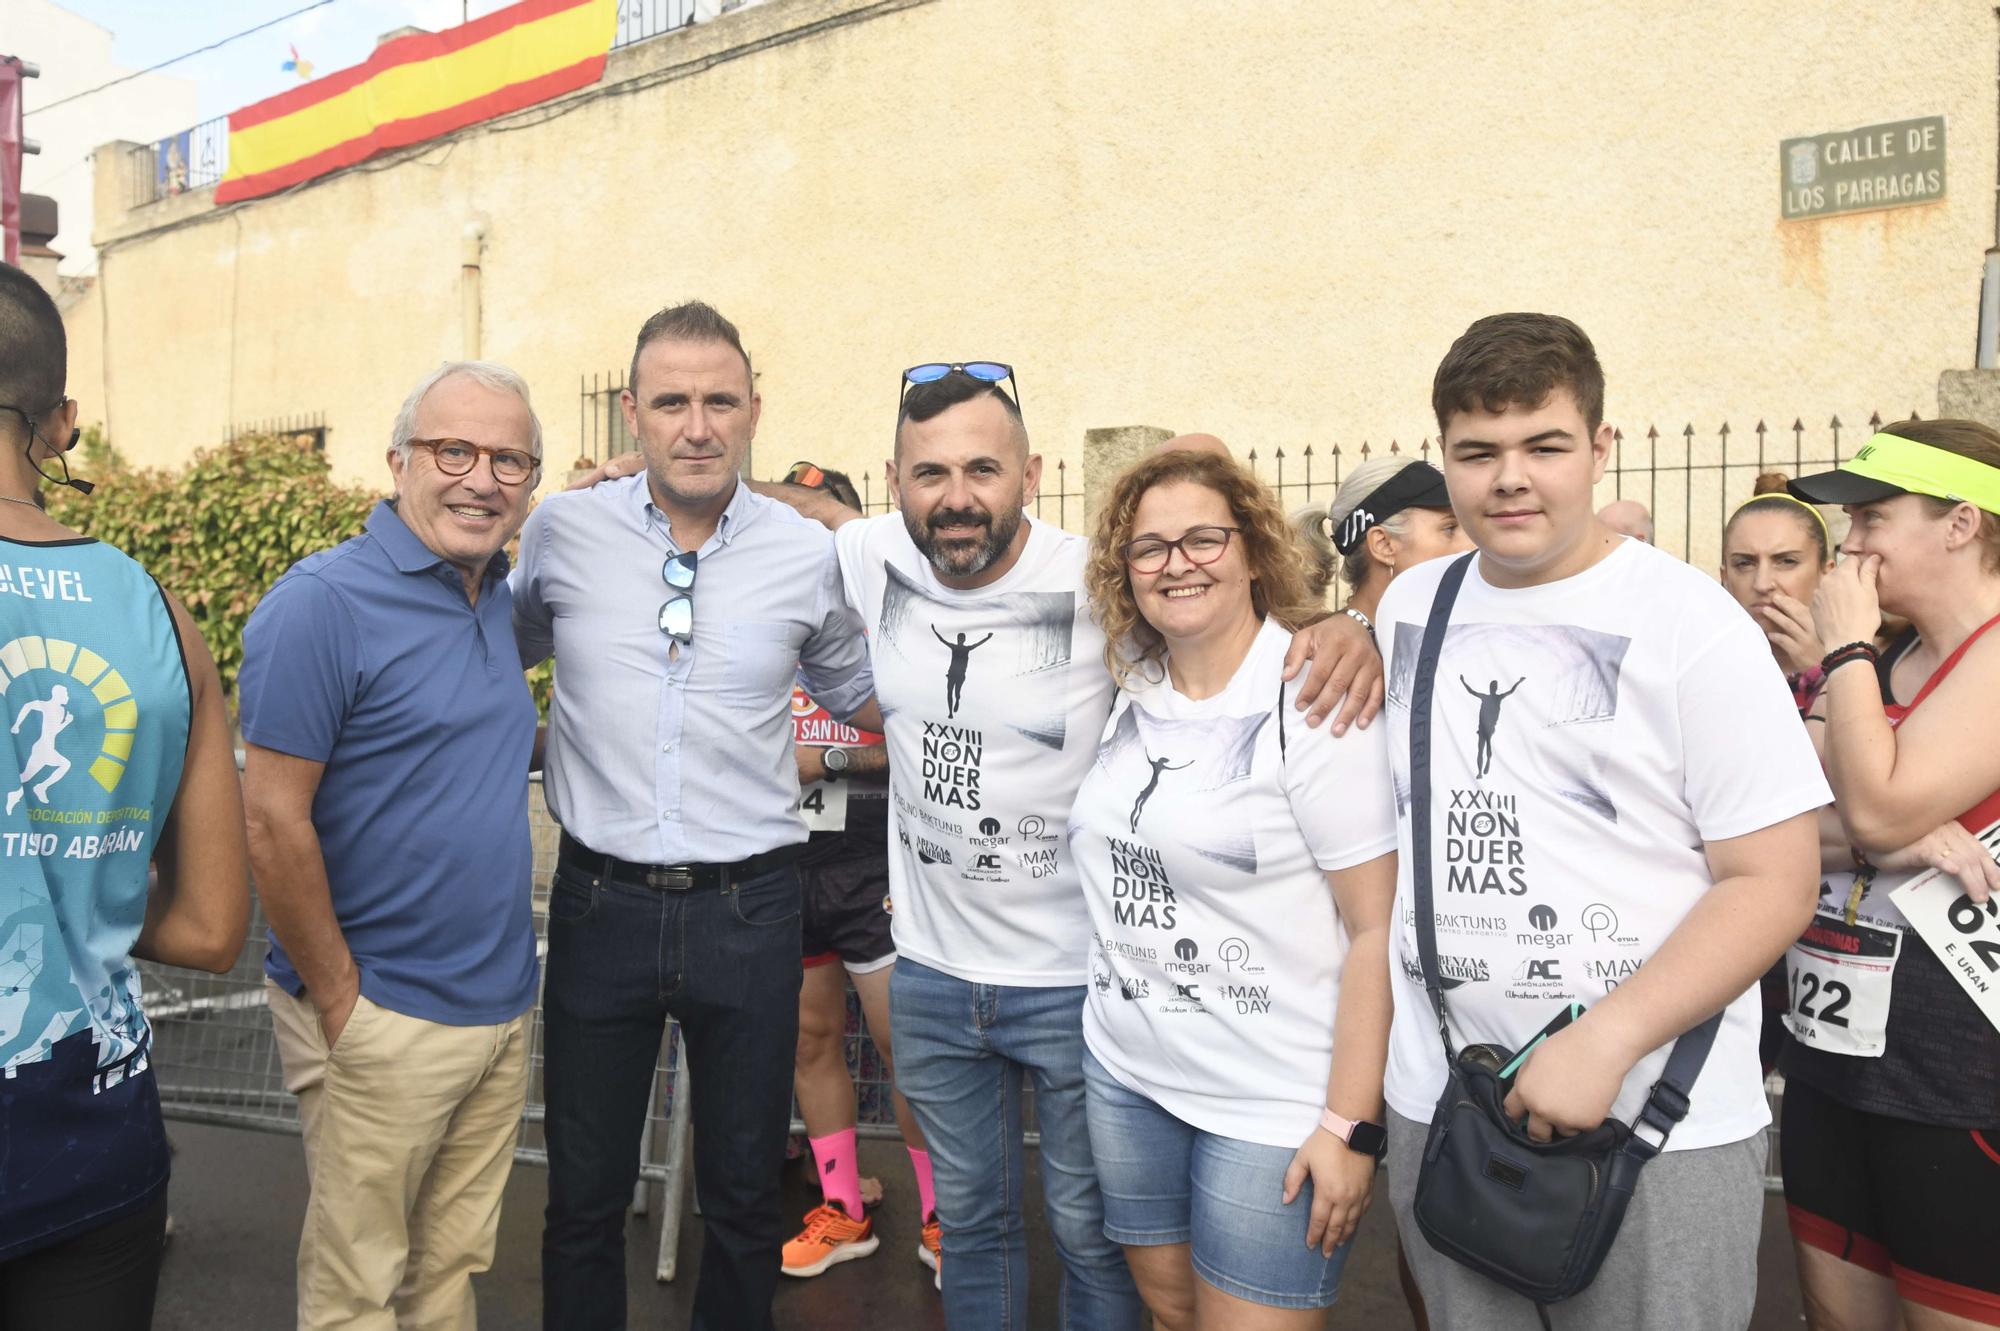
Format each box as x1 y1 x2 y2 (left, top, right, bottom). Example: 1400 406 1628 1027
889 957 1144 1331
540 859 803 1331
1083 1049 1350 1310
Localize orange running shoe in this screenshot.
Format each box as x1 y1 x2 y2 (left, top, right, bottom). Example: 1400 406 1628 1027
781 1201 879 1278
920 1211 942 1290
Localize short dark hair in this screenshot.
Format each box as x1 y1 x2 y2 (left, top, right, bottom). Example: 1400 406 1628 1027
816 466 862 511
0 262 66 414
1432 313 1604 436
628 300 752 395
895 371 1024 453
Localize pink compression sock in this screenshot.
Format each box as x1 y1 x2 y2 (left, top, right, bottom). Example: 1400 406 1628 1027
908 1147 937 1220
810 1128 864 1218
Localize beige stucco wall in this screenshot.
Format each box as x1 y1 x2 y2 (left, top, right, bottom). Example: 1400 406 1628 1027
66 0 1998 561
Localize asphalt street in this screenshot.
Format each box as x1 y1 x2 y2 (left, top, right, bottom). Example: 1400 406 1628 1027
151 1123 1807 1329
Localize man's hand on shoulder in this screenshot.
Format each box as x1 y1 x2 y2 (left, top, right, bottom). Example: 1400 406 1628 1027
566 451 646 491
748 479 864 530
1284 614 1384 735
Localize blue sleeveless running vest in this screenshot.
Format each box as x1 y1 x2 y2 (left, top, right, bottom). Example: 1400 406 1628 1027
0 534 191 1260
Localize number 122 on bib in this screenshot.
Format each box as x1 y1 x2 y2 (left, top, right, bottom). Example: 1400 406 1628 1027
1785 900 1901 1058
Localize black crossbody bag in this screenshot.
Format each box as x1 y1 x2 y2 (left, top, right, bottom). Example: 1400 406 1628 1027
1406 553 1721 1317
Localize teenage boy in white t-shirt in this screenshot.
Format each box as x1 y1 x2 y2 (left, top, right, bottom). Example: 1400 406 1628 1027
746 366 1381 1331
1375 314 1830 1330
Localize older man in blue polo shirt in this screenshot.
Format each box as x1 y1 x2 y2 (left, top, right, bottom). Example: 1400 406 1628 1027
240 361 544 1331
513 301 877 1331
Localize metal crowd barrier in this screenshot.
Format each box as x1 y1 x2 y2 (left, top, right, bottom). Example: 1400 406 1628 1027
134 774 910 1282
134 773 1783 1289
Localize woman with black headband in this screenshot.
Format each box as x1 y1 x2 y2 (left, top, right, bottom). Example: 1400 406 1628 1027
1778 418 2000 1330
1320 458 1469 632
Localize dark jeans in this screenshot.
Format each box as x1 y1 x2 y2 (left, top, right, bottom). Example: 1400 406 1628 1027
0 1189 167 1331
540 859 803 1331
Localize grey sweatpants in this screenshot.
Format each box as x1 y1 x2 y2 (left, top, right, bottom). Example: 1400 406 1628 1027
1386 1108 1764 1331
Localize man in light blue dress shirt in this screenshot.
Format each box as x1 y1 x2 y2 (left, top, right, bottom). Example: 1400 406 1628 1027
511 302 879 1331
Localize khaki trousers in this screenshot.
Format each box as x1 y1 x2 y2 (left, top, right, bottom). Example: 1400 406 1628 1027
267 979 531 1331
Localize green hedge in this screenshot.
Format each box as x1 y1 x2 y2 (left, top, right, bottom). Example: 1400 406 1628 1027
43 433 554 714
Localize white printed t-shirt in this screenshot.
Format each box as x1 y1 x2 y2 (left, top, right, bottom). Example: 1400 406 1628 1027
1072 619 1399 1146
1376 541 1831 1150
834 513 1111 986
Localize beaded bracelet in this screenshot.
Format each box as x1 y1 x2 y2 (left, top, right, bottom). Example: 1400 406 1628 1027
1819 641 1879 675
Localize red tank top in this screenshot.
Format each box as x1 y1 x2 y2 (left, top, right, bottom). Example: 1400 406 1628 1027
1883 610 2000 834
1778 611 2000 1127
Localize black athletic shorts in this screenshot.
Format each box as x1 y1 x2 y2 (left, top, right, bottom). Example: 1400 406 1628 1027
0 1189 167 1331
1781 1073 2000 1324
800 799 893 974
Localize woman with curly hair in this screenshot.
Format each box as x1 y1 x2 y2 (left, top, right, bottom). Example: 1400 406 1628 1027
1070 447 1398 1330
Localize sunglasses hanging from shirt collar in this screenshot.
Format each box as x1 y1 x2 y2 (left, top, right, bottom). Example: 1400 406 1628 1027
657 551 698 645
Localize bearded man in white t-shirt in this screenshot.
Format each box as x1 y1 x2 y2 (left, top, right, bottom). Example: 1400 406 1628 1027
746 366 1382 1331
1374 314 1830 1331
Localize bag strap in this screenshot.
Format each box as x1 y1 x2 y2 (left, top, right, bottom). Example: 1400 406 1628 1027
1410 554 1474 1057
1408 550 1721 1151
1628 1011 1720 1155
1275 677 1288 763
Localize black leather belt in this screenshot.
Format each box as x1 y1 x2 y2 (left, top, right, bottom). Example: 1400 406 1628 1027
557 832 801 893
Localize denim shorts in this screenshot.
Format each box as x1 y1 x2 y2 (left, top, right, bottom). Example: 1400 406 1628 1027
1081 1046 1350 1310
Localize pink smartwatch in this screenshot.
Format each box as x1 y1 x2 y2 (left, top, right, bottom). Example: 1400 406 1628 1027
1320 1108 1388 1160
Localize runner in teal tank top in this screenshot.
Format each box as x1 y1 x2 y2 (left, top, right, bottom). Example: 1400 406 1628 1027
0 262 249 1329
0 539 192 1082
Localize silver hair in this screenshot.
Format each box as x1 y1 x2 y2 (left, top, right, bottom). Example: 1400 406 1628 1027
1290 504 1338 602
1326 456 1422 591
390 360 544 468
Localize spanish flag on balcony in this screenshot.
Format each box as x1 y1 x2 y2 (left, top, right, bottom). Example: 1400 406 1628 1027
215 0 617 204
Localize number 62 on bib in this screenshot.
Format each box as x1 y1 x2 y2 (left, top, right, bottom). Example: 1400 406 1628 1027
1892 821 2000 1039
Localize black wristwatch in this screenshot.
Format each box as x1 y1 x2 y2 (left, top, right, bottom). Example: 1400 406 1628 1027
821 747 850 778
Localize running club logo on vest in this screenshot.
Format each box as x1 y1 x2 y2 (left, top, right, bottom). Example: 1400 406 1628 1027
0 633 147 859
1 625 158 1083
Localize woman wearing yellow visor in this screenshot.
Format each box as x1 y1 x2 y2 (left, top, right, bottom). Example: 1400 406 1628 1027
1776 419 2000 1331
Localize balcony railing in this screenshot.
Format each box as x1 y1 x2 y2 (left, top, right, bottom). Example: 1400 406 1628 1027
126 114 229 210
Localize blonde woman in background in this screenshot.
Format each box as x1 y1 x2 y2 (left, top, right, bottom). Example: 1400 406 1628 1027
1317 457 1470 631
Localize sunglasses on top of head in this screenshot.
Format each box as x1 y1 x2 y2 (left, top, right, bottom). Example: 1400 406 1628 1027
897 362 1022 421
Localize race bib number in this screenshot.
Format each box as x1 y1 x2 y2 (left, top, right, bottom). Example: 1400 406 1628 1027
1891 818 2000 1038
1784 883 1902 1058
799 779 847 832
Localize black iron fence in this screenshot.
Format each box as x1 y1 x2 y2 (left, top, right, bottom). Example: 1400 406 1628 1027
228 411 327 453
614 0 703 47
576 372 640 469
1241 412 1919 574
126 114 230 209
852 460 1082 531
576 372 1083 527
